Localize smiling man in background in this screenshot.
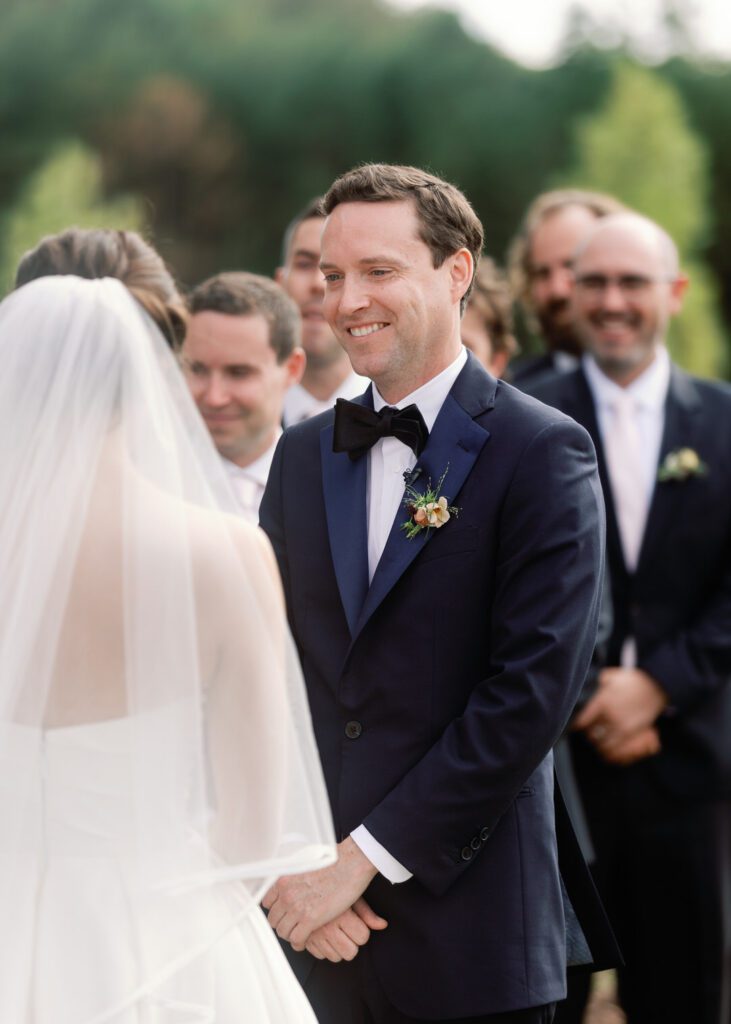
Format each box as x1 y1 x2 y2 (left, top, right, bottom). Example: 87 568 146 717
276 198 368 425
508 189 623 391
182 271 304 522
532 211 731 1024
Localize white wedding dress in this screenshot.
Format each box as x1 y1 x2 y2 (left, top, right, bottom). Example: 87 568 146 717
0 277 335 1024
1 712 318 1024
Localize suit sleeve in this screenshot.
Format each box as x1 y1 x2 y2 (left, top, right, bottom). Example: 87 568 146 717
639 550 731 713
363 418 606 896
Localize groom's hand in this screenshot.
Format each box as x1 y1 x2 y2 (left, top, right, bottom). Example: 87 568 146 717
299 898 388 962
262 837 378 947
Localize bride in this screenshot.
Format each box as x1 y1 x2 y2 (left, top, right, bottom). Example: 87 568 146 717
0 274 335 1022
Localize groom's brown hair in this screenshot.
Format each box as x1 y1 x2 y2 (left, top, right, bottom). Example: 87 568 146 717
323 163 484 312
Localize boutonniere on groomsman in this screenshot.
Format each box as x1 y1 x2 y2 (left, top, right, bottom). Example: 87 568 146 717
657 446 707 483
530 209 731 1024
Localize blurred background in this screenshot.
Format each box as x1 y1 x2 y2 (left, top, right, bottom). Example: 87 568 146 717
1 0 729 378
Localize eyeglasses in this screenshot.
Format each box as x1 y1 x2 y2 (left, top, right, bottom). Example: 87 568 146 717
574 273 674 296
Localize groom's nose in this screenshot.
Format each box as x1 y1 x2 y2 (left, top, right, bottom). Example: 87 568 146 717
337 274 371 317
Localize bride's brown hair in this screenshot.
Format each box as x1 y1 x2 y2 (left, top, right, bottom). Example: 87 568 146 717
15 228 187 349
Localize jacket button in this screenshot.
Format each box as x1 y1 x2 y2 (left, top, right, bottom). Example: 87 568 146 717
480 827 490 841
345 721 362 739
470 837 481 851
461 846 473 861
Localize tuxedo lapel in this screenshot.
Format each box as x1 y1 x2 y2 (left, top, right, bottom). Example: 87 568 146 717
320 403 371 637
352 359 492 642
636 367 703 573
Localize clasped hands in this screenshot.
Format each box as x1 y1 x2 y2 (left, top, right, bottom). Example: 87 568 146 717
262 836 387 963
573 667 668 765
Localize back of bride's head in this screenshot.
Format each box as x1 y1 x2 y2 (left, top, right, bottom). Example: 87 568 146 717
15 227 187 349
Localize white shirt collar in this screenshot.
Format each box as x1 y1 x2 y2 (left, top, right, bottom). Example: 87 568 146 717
284 370 369 425
583 346 670 413
222 429 281 488
371 347 468 431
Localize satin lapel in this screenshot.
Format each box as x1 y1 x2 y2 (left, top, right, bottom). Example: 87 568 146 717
559 371 625 575
352 389 489 641
636 368 702 573
320 422 370 637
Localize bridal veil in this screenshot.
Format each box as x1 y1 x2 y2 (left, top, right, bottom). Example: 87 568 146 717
0 275 334 1020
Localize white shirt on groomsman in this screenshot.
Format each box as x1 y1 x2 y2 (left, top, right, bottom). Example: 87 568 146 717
283 370 369 427
583 344 670 666
223 431 281 524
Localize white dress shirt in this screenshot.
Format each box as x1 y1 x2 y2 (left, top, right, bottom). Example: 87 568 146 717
583 347 670 665
222 431 281 524
352 347 468 883
283 371 369 427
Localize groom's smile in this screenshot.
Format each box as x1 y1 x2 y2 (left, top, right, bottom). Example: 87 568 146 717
348 322 389 338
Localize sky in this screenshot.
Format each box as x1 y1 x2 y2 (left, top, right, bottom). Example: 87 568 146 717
386 0 731 67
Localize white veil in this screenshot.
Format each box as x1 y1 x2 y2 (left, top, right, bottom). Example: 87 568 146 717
0 276 334 1021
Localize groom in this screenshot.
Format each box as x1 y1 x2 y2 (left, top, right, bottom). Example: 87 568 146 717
260 164 614 1024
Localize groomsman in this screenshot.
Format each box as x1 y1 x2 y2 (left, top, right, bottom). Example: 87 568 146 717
460 257 518 378
261 163 618 1024
532 212 731 1024
508 189 623 391
276 198 368 425
181 272 304 522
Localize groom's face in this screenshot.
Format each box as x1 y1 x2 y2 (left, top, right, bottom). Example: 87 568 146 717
320 199 460 400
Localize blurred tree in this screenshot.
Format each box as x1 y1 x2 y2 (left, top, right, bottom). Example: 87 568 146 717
663 58 731 362
0 0 610 281
0 141 145 295
0 0 728 376
556 60 727 377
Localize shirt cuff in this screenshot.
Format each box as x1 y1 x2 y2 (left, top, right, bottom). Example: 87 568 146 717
350 825 413 884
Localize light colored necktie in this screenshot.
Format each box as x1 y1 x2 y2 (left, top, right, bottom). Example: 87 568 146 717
231 476 261 523
603 390 646 573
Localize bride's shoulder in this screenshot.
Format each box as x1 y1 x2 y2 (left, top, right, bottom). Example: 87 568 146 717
184 505 282 601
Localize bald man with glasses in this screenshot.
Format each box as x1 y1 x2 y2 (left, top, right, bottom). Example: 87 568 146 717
533 212 731 1024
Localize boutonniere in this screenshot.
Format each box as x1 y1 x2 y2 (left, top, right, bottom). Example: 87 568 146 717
657 447 707 483
401 467 460 539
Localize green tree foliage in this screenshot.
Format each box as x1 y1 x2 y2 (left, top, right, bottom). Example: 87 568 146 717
663 58 731 353
0 141 145 295
0 0 728 377
557 61 727 377
0 0 610 283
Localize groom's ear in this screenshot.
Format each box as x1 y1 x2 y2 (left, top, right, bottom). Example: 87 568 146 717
447 248 473 306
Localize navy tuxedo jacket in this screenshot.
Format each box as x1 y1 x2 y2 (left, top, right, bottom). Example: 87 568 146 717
531 365 731 800
260 355 614 1018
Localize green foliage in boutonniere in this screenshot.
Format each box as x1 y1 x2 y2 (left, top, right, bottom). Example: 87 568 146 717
401 467 460 540
657 447 708 483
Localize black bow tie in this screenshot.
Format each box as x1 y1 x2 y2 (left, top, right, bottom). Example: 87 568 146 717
333 399 429 461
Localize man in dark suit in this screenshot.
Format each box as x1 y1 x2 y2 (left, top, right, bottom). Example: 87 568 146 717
531 211 731 1024
508 190 623 392
260 164 616 1024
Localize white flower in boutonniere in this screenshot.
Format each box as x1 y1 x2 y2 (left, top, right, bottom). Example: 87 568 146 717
401 467 460 540
657 447 708 483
